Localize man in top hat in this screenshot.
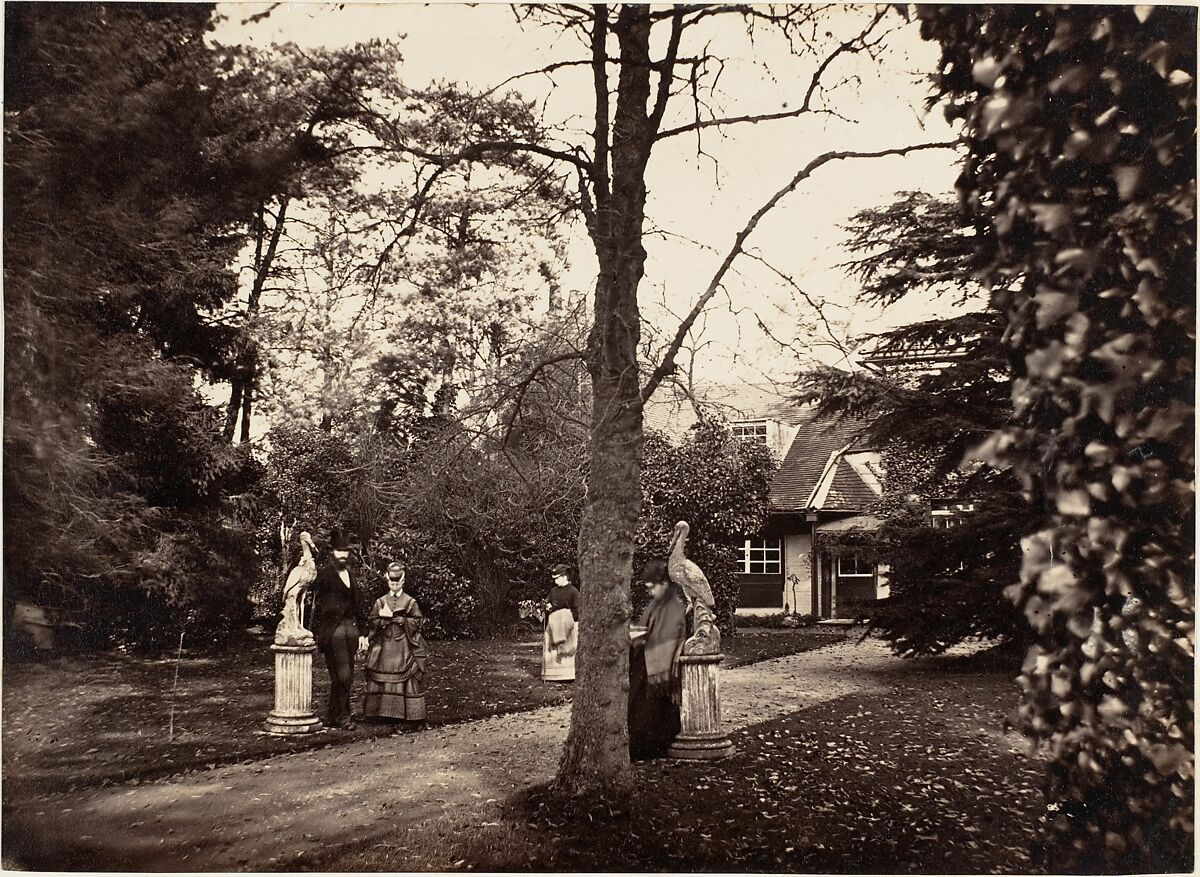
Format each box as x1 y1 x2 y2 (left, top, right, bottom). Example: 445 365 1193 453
309 528 368 729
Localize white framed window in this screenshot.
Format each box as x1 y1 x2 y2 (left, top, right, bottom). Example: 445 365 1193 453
739 538 782 574
732 420 768 445
837 553 875 577
931 501 977 529
931 510 959 529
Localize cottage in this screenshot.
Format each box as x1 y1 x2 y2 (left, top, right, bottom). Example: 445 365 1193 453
739 409 888 619
642 382 889 619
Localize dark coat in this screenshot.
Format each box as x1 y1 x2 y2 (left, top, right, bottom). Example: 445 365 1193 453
310 562 366 651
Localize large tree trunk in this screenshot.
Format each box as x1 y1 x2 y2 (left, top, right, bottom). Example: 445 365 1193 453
239 367 254 443
556 363 644 794
555 4 655 796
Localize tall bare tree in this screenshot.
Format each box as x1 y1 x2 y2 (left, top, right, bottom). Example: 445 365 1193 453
357 4 958 794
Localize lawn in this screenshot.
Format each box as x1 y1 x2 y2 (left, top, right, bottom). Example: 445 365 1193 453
1 624 844 806
318 653 1050 874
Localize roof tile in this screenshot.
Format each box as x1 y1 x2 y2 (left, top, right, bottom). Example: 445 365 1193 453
769 412 874 511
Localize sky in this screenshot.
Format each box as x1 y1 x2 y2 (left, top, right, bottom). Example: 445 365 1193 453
211 2 966 394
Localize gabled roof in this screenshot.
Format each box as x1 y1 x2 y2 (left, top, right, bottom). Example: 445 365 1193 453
769 412 879 512
641 381 882 514
824 457 881 510
695 383 812 426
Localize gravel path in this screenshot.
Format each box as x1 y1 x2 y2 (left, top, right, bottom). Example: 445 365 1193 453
6 637 897 871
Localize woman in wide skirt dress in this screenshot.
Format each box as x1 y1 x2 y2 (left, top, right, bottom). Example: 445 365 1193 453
362 565 427 722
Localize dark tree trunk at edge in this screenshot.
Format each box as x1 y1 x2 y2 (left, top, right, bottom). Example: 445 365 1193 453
556 4 657 796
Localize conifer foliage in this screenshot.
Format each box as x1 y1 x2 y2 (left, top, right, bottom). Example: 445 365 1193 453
797 192 1032 656
4 5 263 640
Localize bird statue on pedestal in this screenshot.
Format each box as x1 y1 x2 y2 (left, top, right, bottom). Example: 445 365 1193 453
276 531 317 645
667 520 721 654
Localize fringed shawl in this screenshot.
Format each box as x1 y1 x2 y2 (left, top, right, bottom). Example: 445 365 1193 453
639 592 686 688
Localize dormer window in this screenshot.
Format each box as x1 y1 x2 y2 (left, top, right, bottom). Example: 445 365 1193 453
732 420 768 445
931 500 977 529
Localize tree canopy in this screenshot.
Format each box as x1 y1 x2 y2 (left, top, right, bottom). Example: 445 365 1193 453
795 191 1031 656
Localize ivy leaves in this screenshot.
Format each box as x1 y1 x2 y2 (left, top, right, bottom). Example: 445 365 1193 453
920 6 1195 870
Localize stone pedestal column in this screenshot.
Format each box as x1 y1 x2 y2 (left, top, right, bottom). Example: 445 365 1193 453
668 652 734 760
264 642 323 735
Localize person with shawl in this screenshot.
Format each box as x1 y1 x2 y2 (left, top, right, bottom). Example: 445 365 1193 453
541 563 580 682
628 559 687 760
362 562 427 724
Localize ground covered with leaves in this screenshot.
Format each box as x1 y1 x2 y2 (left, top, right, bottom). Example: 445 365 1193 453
323 654 1048 874
2 625 842 806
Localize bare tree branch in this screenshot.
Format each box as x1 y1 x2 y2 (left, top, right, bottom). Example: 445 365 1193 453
738 249 852 361
648 7 684 130
590 5 612 210
481 59 598 98
640 139 961 403
498 350 588 448
658 6 891 141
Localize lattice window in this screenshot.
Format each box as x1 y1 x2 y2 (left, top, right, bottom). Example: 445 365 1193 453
739 537 782 574
732 420 768 445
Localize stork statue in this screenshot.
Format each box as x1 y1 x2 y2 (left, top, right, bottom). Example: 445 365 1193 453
275 531 317 646
667 520 721 655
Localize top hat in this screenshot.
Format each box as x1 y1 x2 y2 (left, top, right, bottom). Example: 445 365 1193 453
329 528 354 551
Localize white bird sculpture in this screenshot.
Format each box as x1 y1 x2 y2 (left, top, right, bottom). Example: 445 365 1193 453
667 520 720 654
276 531 317 645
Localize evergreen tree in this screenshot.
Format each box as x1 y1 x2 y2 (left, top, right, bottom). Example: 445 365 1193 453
797 192 1033 656
4 4 265 640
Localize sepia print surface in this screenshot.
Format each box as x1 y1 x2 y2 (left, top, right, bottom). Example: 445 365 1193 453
3 2 1193 873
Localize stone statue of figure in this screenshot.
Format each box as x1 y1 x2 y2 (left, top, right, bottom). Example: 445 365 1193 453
667 520 721 655
276 531 317 646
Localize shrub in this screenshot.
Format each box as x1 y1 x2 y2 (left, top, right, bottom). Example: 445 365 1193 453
405 565 478 640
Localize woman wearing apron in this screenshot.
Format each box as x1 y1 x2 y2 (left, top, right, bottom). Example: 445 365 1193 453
541 563 580 682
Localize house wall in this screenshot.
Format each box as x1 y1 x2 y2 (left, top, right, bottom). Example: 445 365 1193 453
783 532 812 615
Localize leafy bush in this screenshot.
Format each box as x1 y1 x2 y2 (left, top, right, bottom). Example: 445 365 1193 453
735 613 784 629
635 420 776 631
378 416 583 635
405 565 479 640
734 612 819 630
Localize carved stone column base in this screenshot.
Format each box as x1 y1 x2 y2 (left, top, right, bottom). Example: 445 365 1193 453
263 712 324 735
669 652 734 760
264 641 323 736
